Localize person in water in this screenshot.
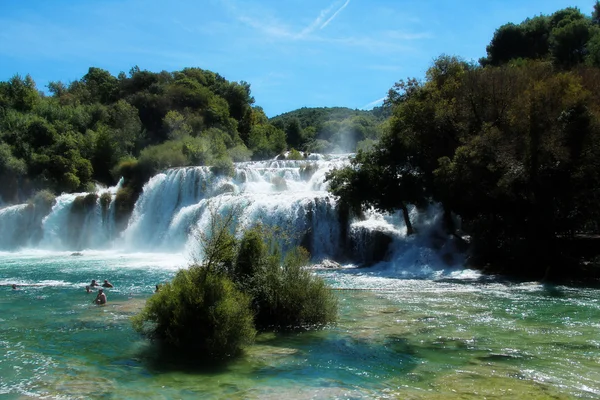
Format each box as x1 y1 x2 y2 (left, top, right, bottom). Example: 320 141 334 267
11 284 17 290
95 289 107 305
102 280 113 288
90 280 100 287
85 286 92 293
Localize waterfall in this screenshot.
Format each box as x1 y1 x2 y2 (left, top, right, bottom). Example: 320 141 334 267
0 155 461 271
121 156 350 259
0 204 37 249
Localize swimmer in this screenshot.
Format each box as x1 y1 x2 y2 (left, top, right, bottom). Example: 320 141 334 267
85 285 92 293
11 284 17 290
94 289 107 305
90 279 100 287
102 280 113 288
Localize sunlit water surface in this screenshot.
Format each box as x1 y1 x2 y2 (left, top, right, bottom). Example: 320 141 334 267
1 252 599 399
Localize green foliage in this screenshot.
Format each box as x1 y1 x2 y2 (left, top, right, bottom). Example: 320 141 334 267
133 209 337 362
287 148 303 160
114 186 138 229
232 226 338 329
71 193 98 214
28 189 56 214
138 140 188 172
550 18 597 67
334 49 600 277
211 157 235 177
270 107 383 152
228 144 252 162
198 210 338 329
163 110 192 140
99 192 112 214
132 266 256 361
248 124 287 159
483 6 600 68
0 65 273 204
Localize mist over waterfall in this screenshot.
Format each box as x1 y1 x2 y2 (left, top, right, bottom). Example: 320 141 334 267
0 154 462 272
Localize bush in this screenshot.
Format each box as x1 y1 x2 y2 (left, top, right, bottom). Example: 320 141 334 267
71 193 98 214
210 156 235 177
114 186 138 229
133 211 338 365
132 266 256 361
29 189 56 213
233 225 338 330
99 192 112 214
288 148 303 160
138 140 188 172
228 144 252 162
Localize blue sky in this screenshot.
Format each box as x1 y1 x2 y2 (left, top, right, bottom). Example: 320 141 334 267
0 0 595 117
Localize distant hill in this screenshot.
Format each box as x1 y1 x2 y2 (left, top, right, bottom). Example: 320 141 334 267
270 107 381 128
269 107 389 153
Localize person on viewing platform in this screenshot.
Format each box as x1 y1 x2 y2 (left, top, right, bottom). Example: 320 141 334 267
102 280 113 288
95 289 107 305
90 280 100 287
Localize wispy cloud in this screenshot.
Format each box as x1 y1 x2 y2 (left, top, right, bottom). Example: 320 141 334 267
217 0 429 55
321 0 351 29
223 0 352 40
361 96 386 109
298 2 337 37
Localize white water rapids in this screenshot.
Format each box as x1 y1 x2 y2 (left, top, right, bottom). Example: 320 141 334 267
0 154 461 272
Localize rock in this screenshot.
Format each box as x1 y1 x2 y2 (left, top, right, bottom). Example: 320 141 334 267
313 259 342 269
214 183 235 196
71 252 83 256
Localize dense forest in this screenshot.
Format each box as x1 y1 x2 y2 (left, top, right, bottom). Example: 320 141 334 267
327 2 600 280
0 66 292 208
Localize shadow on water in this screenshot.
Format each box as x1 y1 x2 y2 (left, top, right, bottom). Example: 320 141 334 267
133 327 421 390
133 340 233 374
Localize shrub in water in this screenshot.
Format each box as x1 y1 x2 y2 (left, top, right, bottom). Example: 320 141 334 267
99 192 112 214
210 156 235 177
287 148 303 160
132 266 256 361
234 225 338 330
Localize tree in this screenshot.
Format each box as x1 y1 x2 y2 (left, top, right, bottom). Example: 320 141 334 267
593 1 600 25
550 18 595 67
82 67 119 104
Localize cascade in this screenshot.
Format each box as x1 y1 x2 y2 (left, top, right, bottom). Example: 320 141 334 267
0 155 460 270
121 155 350 259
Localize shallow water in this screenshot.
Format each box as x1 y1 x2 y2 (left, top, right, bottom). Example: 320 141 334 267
1 252 599 399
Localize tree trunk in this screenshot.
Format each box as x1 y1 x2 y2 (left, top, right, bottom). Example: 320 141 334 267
401 204 414 235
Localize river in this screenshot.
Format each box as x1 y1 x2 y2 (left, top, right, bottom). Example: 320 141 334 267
1 251 599 399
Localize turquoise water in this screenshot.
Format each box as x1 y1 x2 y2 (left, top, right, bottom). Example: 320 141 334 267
1 252 600 399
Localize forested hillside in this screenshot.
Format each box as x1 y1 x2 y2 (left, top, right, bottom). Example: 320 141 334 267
270 107 385 153
327 3 600 280
0 67 288 205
